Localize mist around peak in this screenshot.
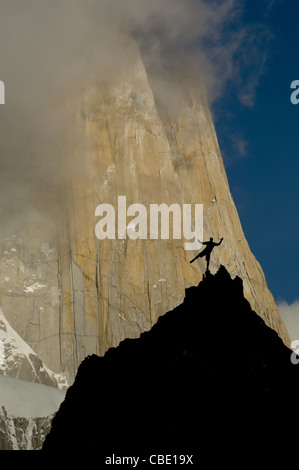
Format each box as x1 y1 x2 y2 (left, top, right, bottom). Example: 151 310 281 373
0 0 272 239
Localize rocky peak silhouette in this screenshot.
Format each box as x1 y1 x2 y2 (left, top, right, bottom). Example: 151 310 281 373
43 266 299 464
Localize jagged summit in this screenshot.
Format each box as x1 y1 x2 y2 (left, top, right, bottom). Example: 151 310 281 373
43 267 299 462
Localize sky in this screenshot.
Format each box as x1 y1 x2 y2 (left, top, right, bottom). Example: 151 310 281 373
210 0 299 340
0 0 298 340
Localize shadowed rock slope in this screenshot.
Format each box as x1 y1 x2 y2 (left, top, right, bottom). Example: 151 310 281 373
43 266 299 463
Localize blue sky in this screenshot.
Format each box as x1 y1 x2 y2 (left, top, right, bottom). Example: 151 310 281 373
212 0 299 312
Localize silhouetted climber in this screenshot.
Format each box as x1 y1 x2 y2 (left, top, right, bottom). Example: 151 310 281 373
190 237 223 271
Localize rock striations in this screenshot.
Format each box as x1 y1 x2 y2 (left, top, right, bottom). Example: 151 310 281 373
43 267 299 462
58 56 290 386
0 50 289 386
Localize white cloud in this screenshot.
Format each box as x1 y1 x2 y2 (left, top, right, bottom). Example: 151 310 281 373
0 0 274 236
278 300 299 343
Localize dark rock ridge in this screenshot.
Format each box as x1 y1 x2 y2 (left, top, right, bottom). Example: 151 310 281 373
43 267 299 463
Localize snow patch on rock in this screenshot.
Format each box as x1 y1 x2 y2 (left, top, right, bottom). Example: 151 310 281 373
0 308 68 389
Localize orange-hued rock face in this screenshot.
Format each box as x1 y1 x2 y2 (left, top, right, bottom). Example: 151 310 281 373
0 54 290 385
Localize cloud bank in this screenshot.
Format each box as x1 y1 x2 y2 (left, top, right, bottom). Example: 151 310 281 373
0 0 273 238
278 300 299 343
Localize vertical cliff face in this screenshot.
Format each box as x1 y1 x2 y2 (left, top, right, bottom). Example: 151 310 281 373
55 55 289 382
0 52 290 385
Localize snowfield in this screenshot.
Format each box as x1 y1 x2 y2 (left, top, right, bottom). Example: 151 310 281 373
0 375 66 419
